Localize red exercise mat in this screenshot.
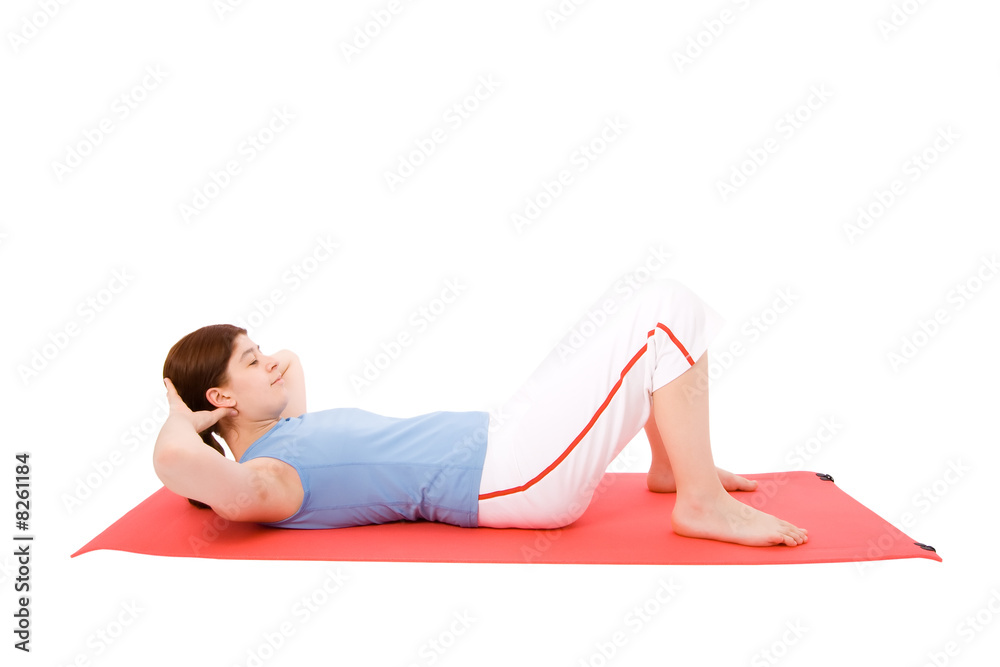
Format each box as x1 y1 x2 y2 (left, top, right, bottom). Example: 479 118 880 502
71 472 941 565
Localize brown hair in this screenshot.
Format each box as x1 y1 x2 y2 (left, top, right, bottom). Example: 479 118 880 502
162 324 247 509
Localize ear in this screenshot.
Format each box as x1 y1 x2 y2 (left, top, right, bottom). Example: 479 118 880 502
206 387 236 409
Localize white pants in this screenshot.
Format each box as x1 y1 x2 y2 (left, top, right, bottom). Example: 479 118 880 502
476 276 726 529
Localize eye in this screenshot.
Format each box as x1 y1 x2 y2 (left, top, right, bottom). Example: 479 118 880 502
249 359 258 366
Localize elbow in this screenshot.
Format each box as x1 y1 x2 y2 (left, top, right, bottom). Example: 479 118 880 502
274 349 299 370
151 448 202 506
151 444 193 498
152 446 176 487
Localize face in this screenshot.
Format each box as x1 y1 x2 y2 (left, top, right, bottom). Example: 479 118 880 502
207 334 288 420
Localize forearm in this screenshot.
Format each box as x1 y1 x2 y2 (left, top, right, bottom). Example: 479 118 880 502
152 414 267 513
273 349 296 376
153 415 210 481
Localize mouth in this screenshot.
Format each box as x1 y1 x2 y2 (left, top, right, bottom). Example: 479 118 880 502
271 374 284 386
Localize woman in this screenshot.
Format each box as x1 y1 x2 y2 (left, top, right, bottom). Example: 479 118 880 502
154 277 808 547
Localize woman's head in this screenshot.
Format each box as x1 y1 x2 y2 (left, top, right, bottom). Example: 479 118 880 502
163 324 247 421
164 324 289 419
163 324 287 509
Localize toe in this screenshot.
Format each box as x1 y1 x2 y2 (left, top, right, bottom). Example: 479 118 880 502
780 528 803 546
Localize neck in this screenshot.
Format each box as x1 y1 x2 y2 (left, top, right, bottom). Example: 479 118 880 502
221 417 281 461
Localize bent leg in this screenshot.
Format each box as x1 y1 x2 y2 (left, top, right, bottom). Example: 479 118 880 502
477 276 726 529
645 413 757 494
652 351 808 547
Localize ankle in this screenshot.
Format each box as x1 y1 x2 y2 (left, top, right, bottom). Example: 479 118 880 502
675 484 727 509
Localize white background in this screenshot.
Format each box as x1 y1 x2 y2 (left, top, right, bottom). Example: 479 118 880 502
3 1 999 665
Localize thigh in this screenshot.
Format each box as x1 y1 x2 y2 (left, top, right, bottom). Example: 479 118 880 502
477 277 725 528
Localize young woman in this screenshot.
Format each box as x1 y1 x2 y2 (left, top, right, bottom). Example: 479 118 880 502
154 276 808 547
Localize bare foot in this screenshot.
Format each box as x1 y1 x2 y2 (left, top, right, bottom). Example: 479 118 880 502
647 466 758 493
671 489 808 547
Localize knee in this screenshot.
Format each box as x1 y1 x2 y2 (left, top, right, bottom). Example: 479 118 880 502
647 278 712 326
649 277 693 304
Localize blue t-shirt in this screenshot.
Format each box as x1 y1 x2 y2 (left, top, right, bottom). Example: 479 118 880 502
238 408 490 529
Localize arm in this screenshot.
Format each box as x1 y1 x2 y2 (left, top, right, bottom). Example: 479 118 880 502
272 349 307 419
153 378 273 521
